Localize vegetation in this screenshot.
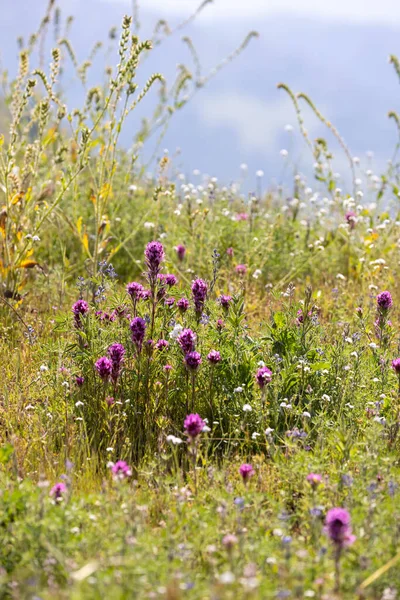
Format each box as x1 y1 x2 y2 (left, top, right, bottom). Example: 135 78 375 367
2 2 400 598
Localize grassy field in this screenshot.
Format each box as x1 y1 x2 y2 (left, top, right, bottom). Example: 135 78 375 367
2 3 400 599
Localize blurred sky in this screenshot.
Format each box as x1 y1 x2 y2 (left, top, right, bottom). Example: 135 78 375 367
2 0 400 188
112 0 400 24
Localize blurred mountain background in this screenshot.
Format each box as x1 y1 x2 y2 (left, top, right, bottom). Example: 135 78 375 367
1 0 400 189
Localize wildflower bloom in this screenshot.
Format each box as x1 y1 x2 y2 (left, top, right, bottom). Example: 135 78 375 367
216 319 225 331
72 299 89 328
256 366 272 388
145 241 165 284
307 473 322 488
130 317 146 349
184 413 205 438
175 244 186 261
239 463 255 483
165 297 175 307
345 211 357 229
177 297 190 312
324 508 356 547
177 328 197 353
106 396 115 407
218 295 232 310
107 343 126 383
235 264 247 275
377 291 393 311
207 350 222 364
191 278 208 314
75 376 84 387
95 356 113 381
110 460 132 480
226 247 234 257
392 358 400 374
164 274 178 287
164 364 173 372
185 351 202 371
222 534 238 549
126 281 144 301
156 339 169 351
50 482 67 501
235 212 249 221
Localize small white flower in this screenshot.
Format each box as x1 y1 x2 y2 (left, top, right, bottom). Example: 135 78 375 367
32 235 40 242
202 425 211 433
242 403 252 412
75 400 84 407
166 435 183 445
235 386 244 394
143 222 155 229
256 170 264 178
374 416 386 425
280 149 288 157
169 324 183 340
39 365 48 372
251 432 261 439
253 269 262 279
218 572 235 584
369 343 378 350
336 273 346 280
321 394 331 402
302 411 311 418
265 427 274 435
106 447 114 452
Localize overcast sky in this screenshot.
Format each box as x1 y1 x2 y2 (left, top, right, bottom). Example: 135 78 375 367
110 0 400 24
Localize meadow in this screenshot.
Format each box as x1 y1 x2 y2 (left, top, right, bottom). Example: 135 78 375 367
2 2 400 599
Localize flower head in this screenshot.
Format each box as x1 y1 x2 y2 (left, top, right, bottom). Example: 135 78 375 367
392 358 400 374
226 247 234 257
130 317 146 349
175 244 186 261
126 282 144 301
207 350 222 364
177 328 197 353
185 351 202 371
377 291 393 311
145 241 165 283
156 339 169 351
324 507 356 547
191 278 208 314
306 473 322 488
50 482 67 501
111 460 132 480
256 366 272 389
164 274 178 287
184 413 205 438
345 211 357 229
239 463 255 483
95 356 113 381
75 376 85 387
235 264 247 275
72 299 89 328
108 343 126 383
177 297 190 312
218 295 232 310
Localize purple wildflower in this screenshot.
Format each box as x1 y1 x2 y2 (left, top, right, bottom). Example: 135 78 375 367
145 241 165 282
156 339 169 351
345 211 357 229
95 356 113 381
164 364 173 372
72 299 89 329
392 358 400 374
218 295 232 310
255 366 272 389
177 297 190 313
50 482 67 501
377 291 393 311
175 244 186 261
107 343 126 383
239 463 255 483
207 350 221 364
126 282 144 301
226 247 234 257
324 508 356 547
191 278 208 314
165 274 178 287
165 297 175 308
235 264 247 275
184 413 205 438
177 328 197 353
75 376 85 387
130 317 146 349
185 351 202 371
307 473 322 488
111 460 132 480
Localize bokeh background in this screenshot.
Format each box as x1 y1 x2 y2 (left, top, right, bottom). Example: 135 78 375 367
2 0 400 187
